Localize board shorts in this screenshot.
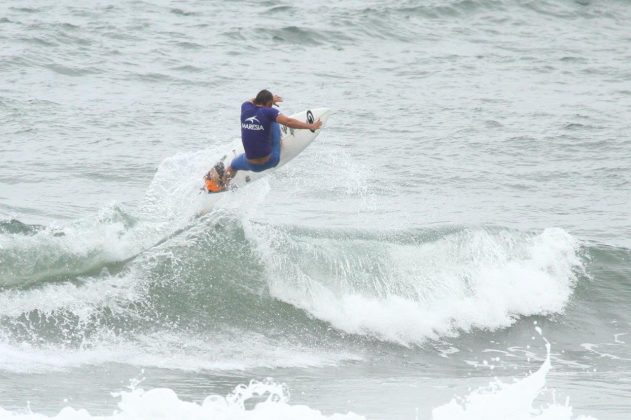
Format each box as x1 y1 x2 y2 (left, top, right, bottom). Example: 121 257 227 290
231 122 281 173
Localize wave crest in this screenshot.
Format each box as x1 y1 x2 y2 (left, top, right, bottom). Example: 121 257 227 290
251 225 584 345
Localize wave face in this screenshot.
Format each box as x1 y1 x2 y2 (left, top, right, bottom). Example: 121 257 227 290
0 195 589 372
0 148 590 357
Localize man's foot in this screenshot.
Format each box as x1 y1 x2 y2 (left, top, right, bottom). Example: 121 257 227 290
204 162 228 193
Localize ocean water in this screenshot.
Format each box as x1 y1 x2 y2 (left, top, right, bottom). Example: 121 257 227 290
1 0 630 419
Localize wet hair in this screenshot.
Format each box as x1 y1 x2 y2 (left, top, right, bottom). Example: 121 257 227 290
254 89 273 106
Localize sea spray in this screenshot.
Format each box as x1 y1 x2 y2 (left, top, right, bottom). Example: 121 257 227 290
432 336 597 420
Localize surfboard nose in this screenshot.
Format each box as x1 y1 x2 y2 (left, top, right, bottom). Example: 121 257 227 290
310 108 332 125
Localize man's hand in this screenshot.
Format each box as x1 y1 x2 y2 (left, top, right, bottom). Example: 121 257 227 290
273 95 283 106
277 115 323 131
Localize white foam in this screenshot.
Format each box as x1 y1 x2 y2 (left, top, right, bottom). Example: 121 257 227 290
0 349 597 420
0 380 364 420
252 226 583 345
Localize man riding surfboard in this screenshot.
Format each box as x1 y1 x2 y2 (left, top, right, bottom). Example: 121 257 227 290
204 89 322 192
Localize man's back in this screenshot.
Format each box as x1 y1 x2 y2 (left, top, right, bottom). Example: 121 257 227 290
240 101 279 159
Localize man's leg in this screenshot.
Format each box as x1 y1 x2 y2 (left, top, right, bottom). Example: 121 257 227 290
225 153 253 181
206 124 282 191
268 122 282 167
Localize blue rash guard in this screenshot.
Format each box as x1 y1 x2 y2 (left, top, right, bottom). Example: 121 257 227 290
240 101 279 159
230 101 282 173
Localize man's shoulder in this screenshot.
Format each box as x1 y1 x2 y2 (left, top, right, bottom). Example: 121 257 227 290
264 106 279 118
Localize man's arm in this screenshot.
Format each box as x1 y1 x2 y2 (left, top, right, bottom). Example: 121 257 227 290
277 114 322 131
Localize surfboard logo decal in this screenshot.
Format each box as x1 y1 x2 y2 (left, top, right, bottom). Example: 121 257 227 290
307 110 315 132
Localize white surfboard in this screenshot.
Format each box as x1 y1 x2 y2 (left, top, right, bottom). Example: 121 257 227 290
203 107 331 194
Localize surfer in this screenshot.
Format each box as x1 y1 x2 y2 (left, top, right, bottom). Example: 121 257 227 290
204 89 322 192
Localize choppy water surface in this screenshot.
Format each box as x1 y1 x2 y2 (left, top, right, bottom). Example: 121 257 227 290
1 1 630 419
